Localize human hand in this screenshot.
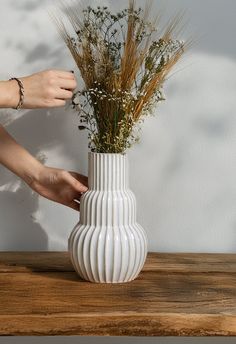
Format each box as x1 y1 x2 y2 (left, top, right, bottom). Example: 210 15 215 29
0 126 88 211
7 69 77 109
28 166 88 211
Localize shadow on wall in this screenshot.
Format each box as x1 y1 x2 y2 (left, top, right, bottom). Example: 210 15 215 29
0 183 48 251
0 107 87 251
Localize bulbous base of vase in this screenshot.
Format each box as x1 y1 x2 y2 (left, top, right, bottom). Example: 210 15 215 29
68 152 148 283
68 222 148 283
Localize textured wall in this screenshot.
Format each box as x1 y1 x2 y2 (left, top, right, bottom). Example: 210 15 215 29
0 0 235 253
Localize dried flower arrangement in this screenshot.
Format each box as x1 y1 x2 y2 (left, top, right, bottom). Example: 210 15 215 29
53 1 186 153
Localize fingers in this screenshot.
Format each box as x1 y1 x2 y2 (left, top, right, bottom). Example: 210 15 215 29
70 172 88 188
53 74 77 101
58 78 77 90
68 200 80 212
63 171 88 193
56 89 73 100
42 70 77 104
54 70 75 80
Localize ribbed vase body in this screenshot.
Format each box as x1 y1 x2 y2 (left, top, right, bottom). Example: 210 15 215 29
68 152 148 283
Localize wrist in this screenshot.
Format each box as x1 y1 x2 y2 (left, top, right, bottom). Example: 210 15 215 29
0 80 19 108
21 157 45 186
0 125 45 186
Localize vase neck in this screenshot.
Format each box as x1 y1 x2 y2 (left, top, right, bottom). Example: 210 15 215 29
88 153 128 190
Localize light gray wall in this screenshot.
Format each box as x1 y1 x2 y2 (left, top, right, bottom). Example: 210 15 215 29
0 0 235 253
0 1 235 342
0 0 236 252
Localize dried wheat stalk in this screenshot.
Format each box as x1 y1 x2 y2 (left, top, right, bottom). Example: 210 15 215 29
52 0 187 153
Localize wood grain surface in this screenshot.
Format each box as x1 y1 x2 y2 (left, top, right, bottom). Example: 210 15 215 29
0 252 236 336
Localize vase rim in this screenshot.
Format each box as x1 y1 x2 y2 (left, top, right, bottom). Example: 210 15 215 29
88 151 126 156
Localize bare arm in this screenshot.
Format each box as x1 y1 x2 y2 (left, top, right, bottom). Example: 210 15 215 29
0 80 19 108
0 126 88 211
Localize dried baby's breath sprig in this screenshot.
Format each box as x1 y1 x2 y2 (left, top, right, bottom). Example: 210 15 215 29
52 0 187 153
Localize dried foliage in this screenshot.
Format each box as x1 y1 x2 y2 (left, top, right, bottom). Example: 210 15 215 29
53 1 186 153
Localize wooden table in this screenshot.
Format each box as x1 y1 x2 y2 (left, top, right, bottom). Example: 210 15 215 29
0 252 236 336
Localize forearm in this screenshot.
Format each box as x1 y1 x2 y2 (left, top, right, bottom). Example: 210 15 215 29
0 125 43 184
0 80 18 108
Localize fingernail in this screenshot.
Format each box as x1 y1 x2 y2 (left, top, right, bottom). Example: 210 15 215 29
82 186 88 192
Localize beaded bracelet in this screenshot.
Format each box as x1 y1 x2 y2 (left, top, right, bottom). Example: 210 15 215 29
9 77 25 110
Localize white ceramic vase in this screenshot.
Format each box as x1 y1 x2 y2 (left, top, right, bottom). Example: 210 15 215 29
68 152 148 283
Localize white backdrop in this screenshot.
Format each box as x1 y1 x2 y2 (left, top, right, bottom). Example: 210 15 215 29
0 0 235 254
